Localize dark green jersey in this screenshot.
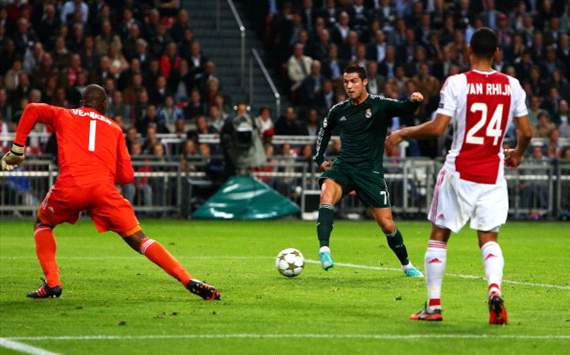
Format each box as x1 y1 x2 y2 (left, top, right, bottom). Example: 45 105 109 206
313 94 419 173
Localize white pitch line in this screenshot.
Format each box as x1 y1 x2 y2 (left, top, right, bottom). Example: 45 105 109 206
304 259 570 290
6 334 570 341
0 338 60 355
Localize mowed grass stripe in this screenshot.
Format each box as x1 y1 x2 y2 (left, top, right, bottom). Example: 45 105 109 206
2 254 568 290
8 334 570 341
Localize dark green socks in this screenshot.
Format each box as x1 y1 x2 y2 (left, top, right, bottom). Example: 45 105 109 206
385 228 409 266
317 204 335 247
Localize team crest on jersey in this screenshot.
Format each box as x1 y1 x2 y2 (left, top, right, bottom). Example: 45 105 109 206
365 108 372 118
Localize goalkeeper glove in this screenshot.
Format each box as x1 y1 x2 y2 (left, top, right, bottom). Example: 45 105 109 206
1 144 25 171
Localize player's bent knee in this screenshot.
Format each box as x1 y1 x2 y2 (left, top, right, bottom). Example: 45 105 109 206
121 230 149 253
320 180 342 204
380 222 395 234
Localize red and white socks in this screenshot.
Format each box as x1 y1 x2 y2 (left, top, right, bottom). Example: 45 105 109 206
481 241 504 297
139 237 192 286
424 240 447 312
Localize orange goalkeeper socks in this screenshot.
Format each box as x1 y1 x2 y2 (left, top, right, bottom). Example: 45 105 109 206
34 226 61 287
140 238 192 285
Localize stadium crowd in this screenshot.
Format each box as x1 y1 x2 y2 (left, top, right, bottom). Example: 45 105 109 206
0 0 233 158
248 0 570 159
0 0 569 165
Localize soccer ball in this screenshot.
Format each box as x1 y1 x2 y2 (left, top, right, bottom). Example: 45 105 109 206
275 248 304 277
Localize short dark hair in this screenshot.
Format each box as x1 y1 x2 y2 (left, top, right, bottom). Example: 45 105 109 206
344 65 367 80
470 27 498 59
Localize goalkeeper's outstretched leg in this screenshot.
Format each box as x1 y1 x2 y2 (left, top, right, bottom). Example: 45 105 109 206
122 230 221 300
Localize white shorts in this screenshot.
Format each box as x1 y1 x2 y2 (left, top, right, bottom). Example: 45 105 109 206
427 167 508 233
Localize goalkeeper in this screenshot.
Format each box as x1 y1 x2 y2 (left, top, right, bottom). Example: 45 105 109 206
2 85 220 300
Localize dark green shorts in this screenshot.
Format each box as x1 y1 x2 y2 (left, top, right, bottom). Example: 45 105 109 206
319 161 391 208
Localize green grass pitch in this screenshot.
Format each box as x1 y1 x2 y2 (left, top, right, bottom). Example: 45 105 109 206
1 220 569 354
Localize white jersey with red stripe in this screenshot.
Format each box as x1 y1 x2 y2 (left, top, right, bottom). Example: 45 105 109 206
437 70 528 185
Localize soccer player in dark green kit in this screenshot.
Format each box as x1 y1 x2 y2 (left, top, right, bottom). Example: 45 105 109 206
313 65 424 277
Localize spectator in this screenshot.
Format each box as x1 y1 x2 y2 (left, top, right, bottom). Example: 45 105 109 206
188 41 208 80
150 75 171 105
255 106 274 138
37 4 60 49
178 29 195 60
60 0 89 25
4 59 24 92
126 127 140 153
188 115 217 143
208 105 226 132
160 42 182 80
299 60 323 106
287 43 313 92
379 46 398 79
366 61 385 96
558 100 570 138
95 20 119 57
308 27 330 62
137 104 168 135
413 62 440 104
340 30 359 62
367 30 387 63
194 61 218 94
305 109 320 137
184 89 207 120
332 11 351 46
274 107 308 136
322 44 343 80
170 9 191 43
534 112 555 138
546 128 561 159
123 73 145 106
13 18 37 56
158 95 184 131
23 42 44 74
528 96 547 126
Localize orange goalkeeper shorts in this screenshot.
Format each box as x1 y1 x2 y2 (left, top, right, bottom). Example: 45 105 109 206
38 179 140 235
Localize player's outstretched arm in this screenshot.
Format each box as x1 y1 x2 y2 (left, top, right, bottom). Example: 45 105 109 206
386 113 451 148
383 92 424 117
2 104 58 170
505 115 532 168
1 144 25 170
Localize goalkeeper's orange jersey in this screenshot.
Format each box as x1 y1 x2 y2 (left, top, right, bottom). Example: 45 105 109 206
15 104 134 187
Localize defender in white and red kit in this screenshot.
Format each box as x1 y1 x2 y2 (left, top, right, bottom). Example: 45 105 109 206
386 28 533 325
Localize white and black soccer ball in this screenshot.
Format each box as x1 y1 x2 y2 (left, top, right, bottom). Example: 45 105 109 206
275 248 304 277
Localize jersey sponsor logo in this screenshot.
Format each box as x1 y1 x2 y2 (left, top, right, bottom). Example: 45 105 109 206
365 108 372 118
339 116 347 122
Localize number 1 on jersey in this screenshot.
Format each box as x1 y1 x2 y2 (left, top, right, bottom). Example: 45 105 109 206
88 120 96 152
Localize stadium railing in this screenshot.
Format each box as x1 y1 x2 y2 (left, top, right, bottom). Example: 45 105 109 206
250 48 281 115
1 157 567 220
